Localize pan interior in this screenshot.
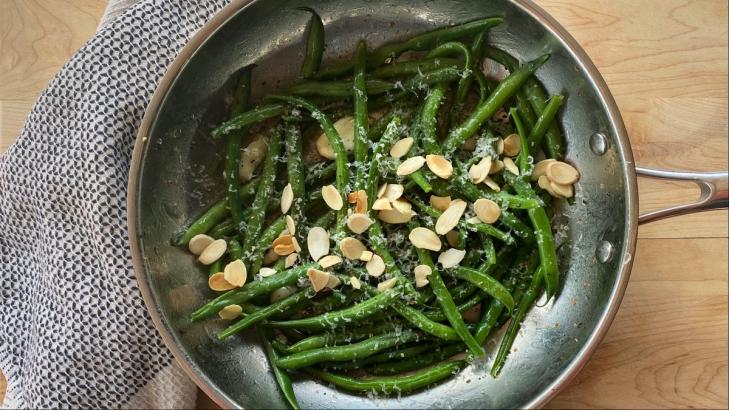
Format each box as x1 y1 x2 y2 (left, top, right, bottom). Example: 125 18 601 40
134 0 632 408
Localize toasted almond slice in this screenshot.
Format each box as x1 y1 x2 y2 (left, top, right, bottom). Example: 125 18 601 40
550 179 575 198
281 183 294 214
270 286 296 303
307 227 330 262
285 215 296 236
546 161 580 185
474 198 501 224
377 208 413 224
438 248 466 268
366 254 386 277
466 216 482 225
495 138 505 155
372 197 393 210
483 177 501 192
264 248 279 265
389 137 414 158
291 236 302 253
198 239 227 265
469 163 487 184
218 304 243 320
239 135 268 182
316 116 355 159
413 264 432 288
503 157 520 176
383 184 404 201
359 250 374 262
354 190 368 214
396 156 426 176
259 267 278 277
408 227 442 251
188 234 214 255
377 183 388 199
377 277 398 292
340 237 367 260
322 185 344 210
478 155 493 171
503 133 521 156
430 195 452 212
326 275 342 289
538 175 563 198
489 160 505 175
531 159 557 181
425 154 453 179
391 198 412 214
208 272 236 291
347 213 374 234
272 234 293 249
307 268 331 292
347 191 358 204
349 276 362 289
435 199 467 235
445 230 460 248
274 243 296 256
319 254 342 268
285 252 298 268
223 259 248 287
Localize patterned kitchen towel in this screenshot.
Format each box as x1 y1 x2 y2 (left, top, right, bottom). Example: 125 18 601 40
0 0 231 408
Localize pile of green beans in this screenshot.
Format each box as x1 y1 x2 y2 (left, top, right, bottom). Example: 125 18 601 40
176 12 575 407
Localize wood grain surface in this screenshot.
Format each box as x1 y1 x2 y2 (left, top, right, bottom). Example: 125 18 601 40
0 0 726 408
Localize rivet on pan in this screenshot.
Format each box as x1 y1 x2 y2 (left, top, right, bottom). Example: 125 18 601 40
596 240 614 263
589 133 609 155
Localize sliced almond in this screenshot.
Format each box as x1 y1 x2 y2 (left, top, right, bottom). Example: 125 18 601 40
285 252 298 268
285 215 296 236
198 239 227 265
430 195 452 212
477 156 493 172
264 248 279 265
270 286 296 303
469 163 487 184
348 190 368 214
503 157 520 176
489 160 505 175
377 208 413 224
366 254 386 277
307 227 330 261
347 191 358 204
445 230 460 248
208 272 236 291
322 185 344 210
438 248 466 269
531 159 557 181
188 234 214 255
474 198 501 224
413 264 432 288
550 179 575 198
239 135 268 182
291 236 302 253
349 276 362 290
347 213 374 234
259 267 278 277
377 277 398 292
272 235 295 256
396 156 426 176
319 254 342 268
390 137 414 158
307 268 331 292
340 237 367 260
546 161 580 185
223 259 247 287
383 184 404 201
391 198 413 214
466 216 482 225
503 133 521 157
315 116 355 159
435 199 467 235
281 183 294 214
377 183 389 199
425 154 453 179
483 177 501 192
408 227 442 251
326 275 342 289
359 250 374 262
372 197 393 210
218 304 243 320
495 138 505 156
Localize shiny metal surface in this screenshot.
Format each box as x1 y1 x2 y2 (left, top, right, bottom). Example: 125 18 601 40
637 167 728 224
128 0 640 408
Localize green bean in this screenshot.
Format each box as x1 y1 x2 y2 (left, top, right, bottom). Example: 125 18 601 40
208 258 223 277
491 268 544 376
367 220 420 300
228 239 244 260
276 330 420 369
218 288 314 339
369 343 466 375
283 118 307 251
250 217 287 274
526 95 564 151
452 166 542 209
261 330 300 409
353 40 370 190
191 263 316 321
449 29 488 127
510 108 531 176
306 360 465 394
305 162 336 186
285 321 397 354
212 103 287 138
266 289 400 331
370 57 460 78
498 209 535 243
297 7 324 78
241 128 283 269
515 89 538 132
208 218 235 239
441 54 549 154
450 267 514 311
225 68 253 238
174 201 228 245
368 67 465 108
418 83 447 154
423 290 487 322
425 41 473 138
288 79 395 97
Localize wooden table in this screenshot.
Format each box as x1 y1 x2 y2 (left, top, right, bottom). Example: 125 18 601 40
1 1 726 408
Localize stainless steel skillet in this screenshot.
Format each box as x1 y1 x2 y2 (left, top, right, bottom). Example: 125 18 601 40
127 0 728 408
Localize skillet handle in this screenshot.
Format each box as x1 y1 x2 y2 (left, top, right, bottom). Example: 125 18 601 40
637 167 728 224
